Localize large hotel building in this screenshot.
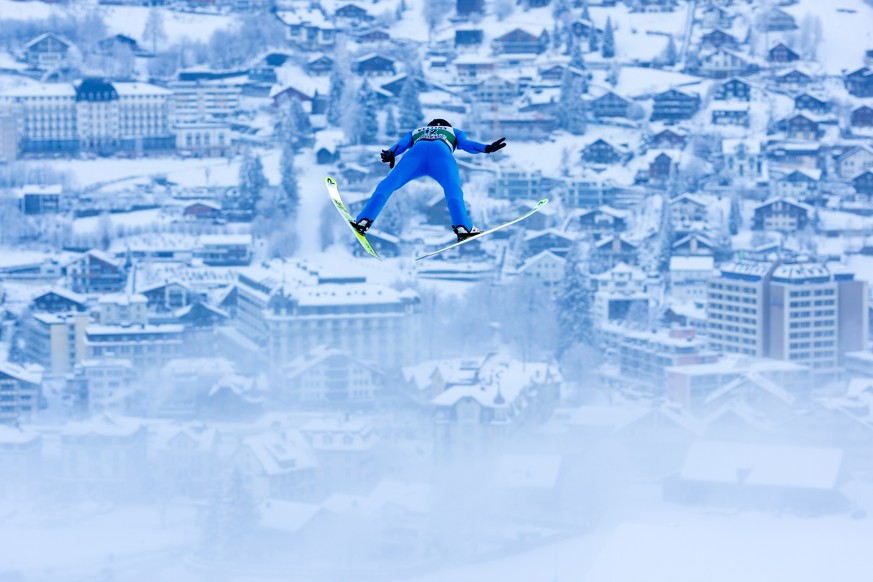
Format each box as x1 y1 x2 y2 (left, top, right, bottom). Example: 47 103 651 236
707 260 868 372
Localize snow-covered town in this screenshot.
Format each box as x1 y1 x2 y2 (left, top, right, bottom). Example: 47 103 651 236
0 0 872 580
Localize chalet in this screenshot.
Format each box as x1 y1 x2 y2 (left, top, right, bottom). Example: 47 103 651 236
23 32 71 69
139 280 199 312
503 200 553 232
590 91 631 118
454 56 495 82
753 198 810 231
853 171 873 196
97 34 146 57
774 69 814 91
270 84 313 107
837 146 873 179
696 49 752 79
275 10 336 51
794 93 830 115
455 29 484 48
58 416 147 499
183 201 221 220
492 28 549 55
31 288 87 313
773 169 820 199
722 139 764 181
354 54 396 76
17 184 62 215
672 233 715 256
569 207 628 235
845 67 873 98
571 19 601 39
759 8 798 31
64 250 126 294
779 113 821 140
581 139 630 165
516 251 566 286
851 105 873 128
648 151 677 182
334 3 373 25
592 236 639 271
767 141 822 169
713 77 752 101
670 194 708 224
701 5 733 29
651 89 701 122
355 29 391 45
523 230 575 258
768 43 800 64
538 64 566 83
306 55 334 76
196 234 252 266
650 128 687 148
700 29 738 50
711 103 750 127
474 75 520 104
456 0 484 17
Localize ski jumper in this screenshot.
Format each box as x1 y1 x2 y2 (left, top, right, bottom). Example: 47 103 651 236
355 126 489 231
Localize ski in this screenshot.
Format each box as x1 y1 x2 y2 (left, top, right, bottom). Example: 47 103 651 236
415 198 549 261
325 176 381 261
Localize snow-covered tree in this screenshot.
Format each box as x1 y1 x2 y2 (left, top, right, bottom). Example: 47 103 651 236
398 75 424 129
656 195 674 273
660 35 678 67
326 66 347 128
556 244 594 357
203 469 259 553
558 72 587 135
348 79 379 144
385 106 398 138
238 149 267 212
602 17 615 58
142 7 167 54
581 0 591 21
729 194 741 235
423 0 452 33
279 143 299 219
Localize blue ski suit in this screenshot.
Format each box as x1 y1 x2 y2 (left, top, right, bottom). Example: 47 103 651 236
356 126 489 231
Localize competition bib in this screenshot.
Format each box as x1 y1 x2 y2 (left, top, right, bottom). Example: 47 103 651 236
412 126 457 151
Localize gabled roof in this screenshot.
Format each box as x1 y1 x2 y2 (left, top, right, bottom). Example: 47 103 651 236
24 32 72 51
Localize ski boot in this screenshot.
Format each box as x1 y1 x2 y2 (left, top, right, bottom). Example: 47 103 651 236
452 225 482 243
350 218 372 236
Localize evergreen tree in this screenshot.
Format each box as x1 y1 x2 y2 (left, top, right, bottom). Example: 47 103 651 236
326 66 346 128
238 149 267 212
729 194 741 235
351 79 379 144
602 17 616 58
385 106 398 140
203 469 259 553
657 195 674 273
589 29 599 52
289 98 311 142
663 35 678 67
557 67 587 135
581 0 591 21
279 142 299 219
556 244 594 357
142 7 167 54
398 75 423 129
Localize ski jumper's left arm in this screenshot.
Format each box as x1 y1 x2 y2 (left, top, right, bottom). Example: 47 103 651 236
386 131 414 157
454 129 489 154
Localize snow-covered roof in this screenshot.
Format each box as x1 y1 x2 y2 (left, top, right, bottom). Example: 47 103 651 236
679 440 843 490
1 83 76 98
61 414 143 438
113 82 172 96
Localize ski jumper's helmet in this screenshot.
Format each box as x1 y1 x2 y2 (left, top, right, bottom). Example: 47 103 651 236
428 119 452 127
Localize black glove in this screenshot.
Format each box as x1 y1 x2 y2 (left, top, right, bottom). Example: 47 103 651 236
484 137 507 154
381 149 395 168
